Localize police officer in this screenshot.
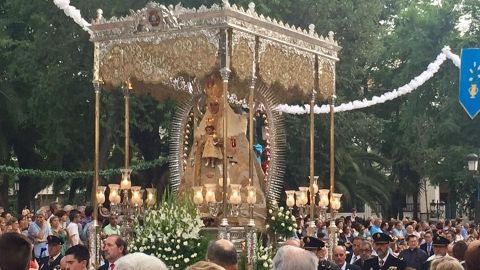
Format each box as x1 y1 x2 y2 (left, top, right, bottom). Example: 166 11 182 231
303 236 340 270
363 232 406 270
422 234 450 270
39 235 64 270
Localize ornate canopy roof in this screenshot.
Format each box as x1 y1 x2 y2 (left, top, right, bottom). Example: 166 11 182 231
90 1 341 102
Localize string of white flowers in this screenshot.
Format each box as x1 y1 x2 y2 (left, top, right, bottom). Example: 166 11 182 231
53 0 92 35
276 46 461 114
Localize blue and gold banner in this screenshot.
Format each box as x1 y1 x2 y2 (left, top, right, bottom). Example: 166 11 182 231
460 48 480 119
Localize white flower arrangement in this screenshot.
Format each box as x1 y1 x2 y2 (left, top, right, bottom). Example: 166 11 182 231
130 192 207 269
255 239 273 270
266 206 297 240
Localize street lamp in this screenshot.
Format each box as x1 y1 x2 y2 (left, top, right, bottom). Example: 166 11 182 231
467 153 480 223
429 200 445 220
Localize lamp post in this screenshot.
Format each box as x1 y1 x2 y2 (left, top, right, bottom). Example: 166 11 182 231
429 200 445 220
467 153 480 223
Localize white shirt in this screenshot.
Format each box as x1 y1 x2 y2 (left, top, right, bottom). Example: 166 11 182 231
340 262 347 270
67 222 81 246
350 254 359 264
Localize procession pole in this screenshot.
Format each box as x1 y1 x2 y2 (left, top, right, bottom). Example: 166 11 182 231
219 27 231 239
89 10 103 268
307 91 317 237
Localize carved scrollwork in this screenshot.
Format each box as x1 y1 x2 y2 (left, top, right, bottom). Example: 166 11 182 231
99 35 218 87
258 43 315 93
232 36 255 81
319 61 335 99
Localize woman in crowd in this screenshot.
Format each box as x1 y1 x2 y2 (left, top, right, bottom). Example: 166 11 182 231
50 215 67 254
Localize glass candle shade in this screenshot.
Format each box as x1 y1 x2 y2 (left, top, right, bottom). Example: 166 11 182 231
246 186 256 204
298 187 309 205
318 189 330 208
108 184 121 205
331 193 343 210
120 168 132 190
192 186 204 205
96 186 106 204
130 186 142 206
229 184 242 205
204 184 217 203
145 188 157 206
285 190 295 208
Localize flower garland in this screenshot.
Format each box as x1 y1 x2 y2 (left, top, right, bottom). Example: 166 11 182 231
275 46 461 114
129 193 208 269
266 206 297 240
53 0 92 35
0 157 167 178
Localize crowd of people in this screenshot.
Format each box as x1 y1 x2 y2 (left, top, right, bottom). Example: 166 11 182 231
2 203 480 270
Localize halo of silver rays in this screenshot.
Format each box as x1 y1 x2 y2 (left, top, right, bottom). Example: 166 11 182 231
168 81 286 204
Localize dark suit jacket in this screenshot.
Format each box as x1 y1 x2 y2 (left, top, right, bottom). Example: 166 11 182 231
346 253 361 265
420 242 434 257
363 254 406 270
354 256 378 270
97 263 109 270
345 263 361 270
39 254 63 270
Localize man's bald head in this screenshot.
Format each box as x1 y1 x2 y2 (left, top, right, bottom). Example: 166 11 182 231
285 238 301 247
206 239 238 270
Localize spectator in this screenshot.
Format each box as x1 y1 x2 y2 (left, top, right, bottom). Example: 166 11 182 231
430 256 463 270
369 218 382 235
332 245 360 270
28 209 51 259
186 261 225 270
272 245 318 270
420 231 434 257
398 234 427 270
103 215 120 236
346 237 363 265
66 210 82 247
98 235 128 270
50 215 67 255
452 240 467 268
47 202 61 225
0 232 32 270
0 217 6 235
64 245 90 270
114 253 168 270
464 240 480 270
206 239 238 270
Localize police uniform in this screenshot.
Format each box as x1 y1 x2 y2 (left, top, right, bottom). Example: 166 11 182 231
303 236 340 270
363 233 406 270
38 235 64 270
422 234 450 270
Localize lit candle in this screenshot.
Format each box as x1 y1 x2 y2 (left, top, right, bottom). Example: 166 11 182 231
204 184 217 203
145 188 156 206
299 187 309 205
96 186 106 204
331 193 342 210
318 189 330 208
120 169 132 190
108 184 120 205
246 186 256 204
192 186 204 205
285 190 295 208
229 184 242 205
130 186 141 206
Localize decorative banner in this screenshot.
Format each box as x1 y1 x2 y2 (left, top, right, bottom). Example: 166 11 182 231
459 48 480 119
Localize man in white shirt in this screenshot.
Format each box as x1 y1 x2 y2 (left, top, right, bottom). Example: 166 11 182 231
66 210 82 247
